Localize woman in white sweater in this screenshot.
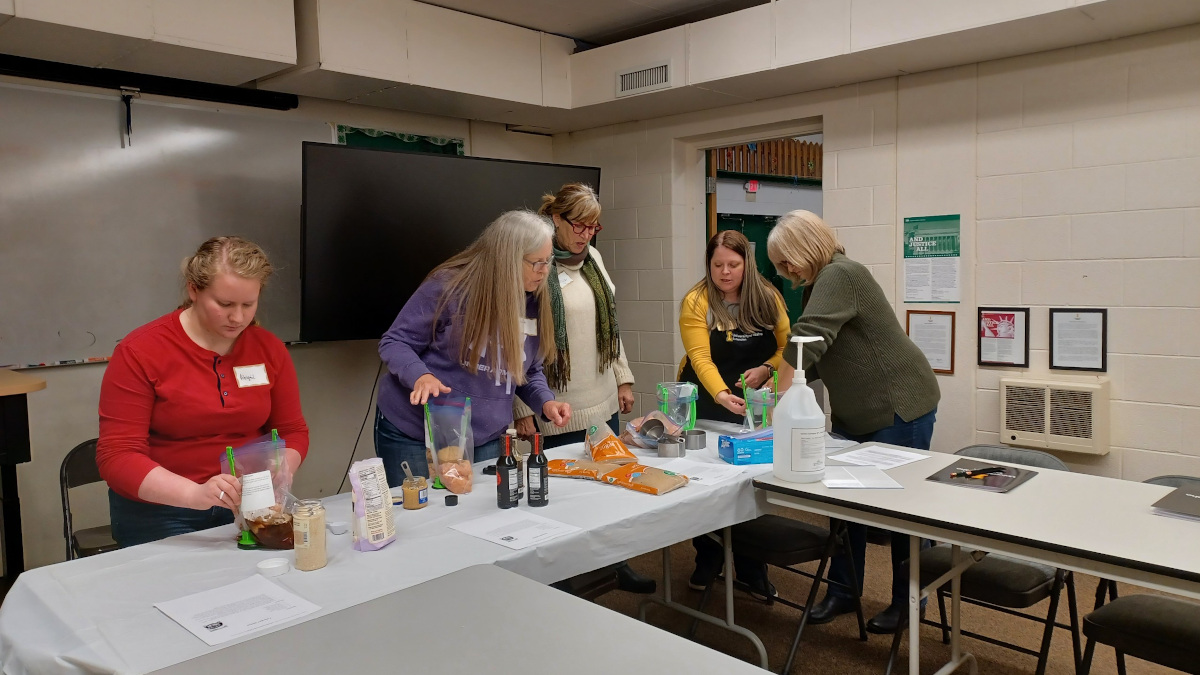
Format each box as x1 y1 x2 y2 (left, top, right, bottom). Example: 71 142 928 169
514 183 652 594
514 183 634 446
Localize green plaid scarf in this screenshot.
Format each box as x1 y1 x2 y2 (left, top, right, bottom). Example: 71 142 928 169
544 245 620 392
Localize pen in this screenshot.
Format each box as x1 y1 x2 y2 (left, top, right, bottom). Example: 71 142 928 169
949 466 1009 478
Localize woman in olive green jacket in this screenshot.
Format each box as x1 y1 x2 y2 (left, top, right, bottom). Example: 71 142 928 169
767 209 940 635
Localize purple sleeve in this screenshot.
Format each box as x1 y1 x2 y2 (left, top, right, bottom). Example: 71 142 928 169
378 278 443 389
515 343 555 421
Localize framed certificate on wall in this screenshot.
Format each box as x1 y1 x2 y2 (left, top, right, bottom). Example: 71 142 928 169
1049 308 1107 372
906 310 955 374
977 307 1029 367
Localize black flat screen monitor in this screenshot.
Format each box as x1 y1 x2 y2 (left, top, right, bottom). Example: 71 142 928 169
301 142 601 342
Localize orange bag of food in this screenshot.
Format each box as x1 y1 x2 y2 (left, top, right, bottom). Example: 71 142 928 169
584 424 638 465
601 463 689 496
548 459 620 480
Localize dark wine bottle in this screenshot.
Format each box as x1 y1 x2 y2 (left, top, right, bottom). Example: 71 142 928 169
528 432 549 507
497 431 519 509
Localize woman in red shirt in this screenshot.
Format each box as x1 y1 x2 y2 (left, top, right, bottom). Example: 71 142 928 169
97 237 309 547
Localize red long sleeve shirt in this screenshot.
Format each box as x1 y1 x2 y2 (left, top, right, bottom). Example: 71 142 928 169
97 309 310 501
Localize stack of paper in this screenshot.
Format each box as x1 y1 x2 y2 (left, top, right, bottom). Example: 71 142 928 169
829 444 929 470
449 511 580 550
155 575 320 647
822 466 902 489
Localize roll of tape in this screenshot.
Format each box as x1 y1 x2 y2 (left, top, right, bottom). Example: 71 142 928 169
683 429 706 450
257 558 290 577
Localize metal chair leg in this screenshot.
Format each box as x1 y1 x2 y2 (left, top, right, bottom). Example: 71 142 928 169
1065 572 1082 674
781 531 838 675
937 586 950 644
1033 571 1065 675
687 581 715 639
884 625 904 675
835 523 868 641
1079 638 1095 675
1109 581 1126 675
1093 581 1105 610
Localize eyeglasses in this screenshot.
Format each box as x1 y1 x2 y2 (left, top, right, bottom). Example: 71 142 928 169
563 218 602 236
524 257 552 273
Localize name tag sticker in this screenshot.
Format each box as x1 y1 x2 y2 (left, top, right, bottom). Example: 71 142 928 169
558 272 572 288
233 363 270 388
523 318 538 336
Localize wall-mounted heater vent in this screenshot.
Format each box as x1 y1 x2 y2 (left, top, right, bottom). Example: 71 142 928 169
615 61 671 98
1000 377 1109 455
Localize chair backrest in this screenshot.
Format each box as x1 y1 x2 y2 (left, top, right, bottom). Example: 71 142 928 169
955 444 1069 471
61 438 103 489
1143 474 1200 490
61 438 103 559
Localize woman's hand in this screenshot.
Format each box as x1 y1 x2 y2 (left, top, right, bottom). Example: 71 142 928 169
190 474 241 511
715 390 746 416
617 383 635 414
543 401 572 427
410 374 451 405
514 415 537 440
740 365 771 389
777 361 796 392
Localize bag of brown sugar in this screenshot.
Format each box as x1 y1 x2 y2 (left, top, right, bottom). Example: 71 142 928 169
584 424 638 465
425 396 475 494
602 463 689 496
548 459 620 480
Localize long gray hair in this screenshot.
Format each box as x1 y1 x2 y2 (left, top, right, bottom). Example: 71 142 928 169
429 210 556 383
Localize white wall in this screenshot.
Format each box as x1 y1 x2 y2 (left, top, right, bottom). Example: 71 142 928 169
971 26 1200 479
15 78 553 571
715 179 822 217
555 23 1200 481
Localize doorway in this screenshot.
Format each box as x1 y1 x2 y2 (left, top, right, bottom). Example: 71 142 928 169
704 133 823 323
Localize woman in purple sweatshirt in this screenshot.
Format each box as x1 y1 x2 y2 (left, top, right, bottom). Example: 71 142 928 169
375 210 572 486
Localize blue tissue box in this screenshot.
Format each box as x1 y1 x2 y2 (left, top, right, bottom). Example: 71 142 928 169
718 433 773 465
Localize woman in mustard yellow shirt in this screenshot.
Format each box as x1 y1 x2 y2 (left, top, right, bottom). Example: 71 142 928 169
678 230 790 424
678 230 789 598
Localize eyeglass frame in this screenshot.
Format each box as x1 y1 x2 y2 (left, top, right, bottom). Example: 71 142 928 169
523 257 552 273
562 217 603 236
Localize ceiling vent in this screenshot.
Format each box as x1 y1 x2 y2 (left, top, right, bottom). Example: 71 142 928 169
1000 377 1109 454
615 61 672 98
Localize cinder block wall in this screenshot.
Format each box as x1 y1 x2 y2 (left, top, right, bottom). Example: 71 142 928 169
555 23 1200 481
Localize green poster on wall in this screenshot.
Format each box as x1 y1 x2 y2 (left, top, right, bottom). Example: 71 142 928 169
903 214 961 303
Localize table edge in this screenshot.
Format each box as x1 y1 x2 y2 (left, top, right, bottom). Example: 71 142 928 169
754 477 1200 586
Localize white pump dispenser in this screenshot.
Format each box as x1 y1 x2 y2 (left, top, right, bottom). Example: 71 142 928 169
773 336 826 483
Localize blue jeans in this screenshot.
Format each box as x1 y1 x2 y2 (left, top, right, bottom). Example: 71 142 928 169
109 489 235 548
374 408 501 488
827 408 937 605
542 413 620 449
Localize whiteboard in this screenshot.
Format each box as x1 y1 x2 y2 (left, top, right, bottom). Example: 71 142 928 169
0 83 331 367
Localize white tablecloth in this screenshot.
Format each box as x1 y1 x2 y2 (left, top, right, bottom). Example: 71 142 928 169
0 432 771 675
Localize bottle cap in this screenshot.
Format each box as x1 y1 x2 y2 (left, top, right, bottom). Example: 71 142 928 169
445 494 459 506
257 558 290 577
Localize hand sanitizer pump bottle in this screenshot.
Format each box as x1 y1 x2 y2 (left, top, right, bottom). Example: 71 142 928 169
773 336 826 483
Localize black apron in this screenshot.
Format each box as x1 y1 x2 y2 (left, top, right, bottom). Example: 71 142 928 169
679 322 778 424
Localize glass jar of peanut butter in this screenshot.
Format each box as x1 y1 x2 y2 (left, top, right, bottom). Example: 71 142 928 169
292 499 327 571
402 475 428 510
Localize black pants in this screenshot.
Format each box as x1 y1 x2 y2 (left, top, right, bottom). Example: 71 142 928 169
692 532 768 582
